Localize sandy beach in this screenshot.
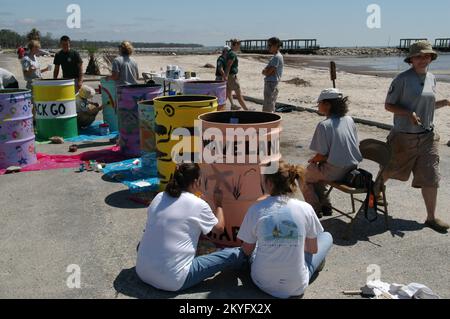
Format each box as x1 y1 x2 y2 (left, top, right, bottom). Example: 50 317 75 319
5 51 448 142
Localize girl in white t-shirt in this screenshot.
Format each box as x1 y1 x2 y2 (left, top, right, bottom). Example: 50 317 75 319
136 163 247 292
238 161 333 299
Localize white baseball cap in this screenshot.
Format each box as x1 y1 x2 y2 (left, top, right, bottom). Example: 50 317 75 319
223 45 231 52
317 88 343 103
78 85 95 100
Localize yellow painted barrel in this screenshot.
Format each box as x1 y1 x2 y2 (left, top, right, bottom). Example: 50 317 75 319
32 79 78 140
153 95 218 190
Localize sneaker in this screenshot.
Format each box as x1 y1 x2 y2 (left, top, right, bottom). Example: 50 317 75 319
322 206 333 217
425 219 450 233
231 105 241 111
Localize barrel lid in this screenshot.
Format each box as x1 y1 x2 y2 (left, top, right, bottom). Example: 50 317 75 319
32 79 75 87
0 89 31 95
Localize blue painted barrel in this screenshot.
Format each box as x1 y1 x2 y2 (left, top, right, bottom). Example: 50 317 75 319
0 89 37 169
100 78 119 132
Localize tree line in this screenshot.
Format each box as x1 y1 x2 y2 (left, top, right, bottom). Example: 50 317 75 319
0 28 203 50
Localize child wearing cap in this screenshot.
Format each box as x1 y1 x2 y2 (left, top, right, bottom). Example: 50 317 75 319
262 37 284 113
76 85 103 129
301 89 363 218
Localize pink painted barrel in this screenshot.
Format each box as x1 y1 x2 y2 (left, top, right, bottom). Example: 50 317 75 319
0 89 37 169
183 81 227 110
117 84 163 157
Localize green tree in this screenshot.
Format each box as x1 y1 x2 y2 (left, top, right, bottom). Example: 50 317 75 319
0 29 24 48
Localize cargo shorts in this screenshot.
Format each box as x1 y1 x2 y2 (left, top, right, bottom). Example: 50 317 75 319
384 130 440 188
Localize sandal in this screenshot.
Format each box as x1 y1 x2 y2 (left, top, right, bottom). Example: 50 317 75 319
425 219 450 233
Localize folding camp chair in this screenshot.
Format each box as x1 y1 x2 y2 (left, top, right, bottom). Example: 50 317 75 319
326 139 392 239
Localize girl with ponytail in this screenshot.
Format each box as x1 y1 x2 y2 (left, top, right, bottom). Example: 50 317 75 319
237 161 333 299
136 163 247 292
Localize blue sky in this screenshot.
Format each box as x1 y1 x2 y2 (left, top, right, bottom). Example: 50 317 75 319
1 0 449 47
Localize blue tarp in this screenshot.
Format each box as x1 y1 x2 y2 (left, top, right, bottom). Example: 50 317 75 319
103 155 160 193
66 121 119 143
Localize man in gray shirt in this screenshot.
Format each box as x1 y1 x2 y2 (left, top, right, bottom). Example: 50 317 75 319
262 37 284 113
383 41 450 233
108 41 139 86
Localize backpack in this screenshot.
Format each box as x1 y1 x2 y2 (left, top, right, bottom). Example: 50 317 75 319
343 169 378 223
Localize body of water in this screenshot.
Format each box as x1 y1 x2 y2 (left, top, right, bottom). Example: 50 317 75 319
331 53 450 82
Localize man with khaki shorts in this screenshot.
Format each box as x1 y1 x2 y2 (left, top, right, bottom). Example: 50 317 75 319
383 41 450 233
225 39 250 111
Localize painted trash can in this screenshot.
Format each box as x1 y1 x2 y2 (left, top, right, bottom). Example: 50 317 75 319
0 89 37 169
117 84 163 158
33 79 78 140
100 77 119 132
153 95 218 190
183 81 227 110
198 111 282 247
138 100 157 176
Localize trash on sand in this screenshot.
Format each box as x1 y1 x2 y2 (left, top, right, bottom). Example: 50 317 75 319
69 145 78 153
5 166 22 174
50 136 65 144
348 280 441 299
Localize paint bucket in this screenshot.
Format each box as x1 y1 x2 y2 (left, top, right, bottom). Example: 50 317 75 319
138 100 157 176
153 95 218 190
33 79 78 140
117 84 163 158
183 81 227 110
100 77 118 132
198 111 283 247
0 89 37 169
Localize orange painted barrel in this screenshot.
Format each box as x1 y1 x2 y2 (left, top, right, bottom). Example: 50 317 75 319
198 111 283 247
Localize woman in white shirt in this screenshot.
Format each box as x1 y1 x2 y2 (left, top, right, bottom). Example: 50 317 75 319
21 40 50 90
136 163 247 292
238 161 333 299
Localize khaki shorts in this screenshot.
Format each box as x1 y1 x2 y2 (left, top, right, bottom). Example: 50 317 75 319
263 81 279 113
384 131 440 188
227 74 241 92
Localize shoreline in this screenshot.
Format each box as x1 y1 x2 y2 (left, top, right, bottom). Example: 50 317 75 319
242 53 450 83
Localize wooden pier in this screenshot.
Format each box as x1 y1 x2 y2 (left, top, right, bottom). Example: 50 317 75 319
434 38 450 52
397 38 428 51
226 39 320 54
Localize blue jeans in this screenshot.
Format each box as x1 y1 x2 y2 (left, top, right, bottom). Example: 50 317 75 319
179 247 248 291
305 232 333 279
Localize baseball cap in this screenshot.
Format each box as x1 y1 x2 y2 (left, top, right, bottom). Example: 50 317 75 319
223 45 231 52
317 88 343 103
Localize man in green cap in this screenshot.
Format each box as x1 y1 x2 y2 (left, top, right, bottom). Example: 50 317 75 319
382 41 450 233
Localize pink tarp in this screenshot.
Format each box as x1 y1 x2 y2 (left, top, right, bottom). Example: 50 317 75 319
0 146 130 175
